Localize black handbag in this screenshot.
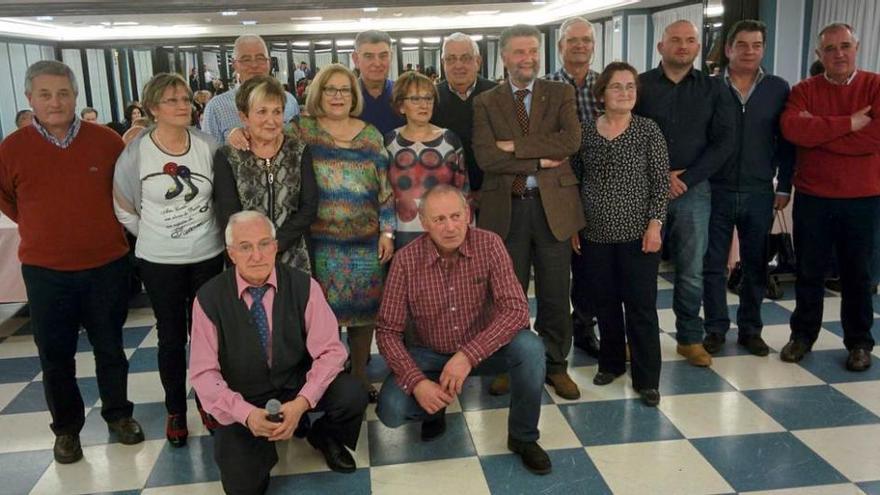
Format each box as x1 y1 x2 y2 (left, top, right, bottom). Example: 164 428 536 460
768 211 796 274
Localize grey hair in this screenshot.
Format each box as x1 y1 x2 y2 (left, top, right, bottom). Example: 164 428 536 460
355 30 392 50
233 34 269 59
442 32 480 58
224 210 277 245
500 24 542 52
418 184 468 217
817 22 859 45
557 17 593 45
25 60 79 96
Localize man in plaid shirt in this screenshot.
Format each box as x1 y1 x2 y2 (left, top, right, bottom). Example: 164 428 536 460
545 16 602 358
375 185 551 475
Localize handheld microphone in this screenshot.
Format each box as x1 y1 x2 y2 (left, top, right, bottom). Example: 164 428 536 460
265 399 283 423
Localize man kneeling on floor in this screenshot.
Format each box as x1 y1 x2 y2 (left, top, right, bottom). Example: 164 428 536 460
189 210 367 494
375 185 551 474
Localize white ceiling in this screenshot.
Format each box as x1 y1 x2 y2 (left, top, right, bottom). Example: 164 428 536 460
0 0 685 41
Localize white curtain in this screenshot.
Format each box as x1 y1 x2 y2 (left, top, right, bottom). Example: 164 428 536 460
810 0 880 72
592 21 605 71
651 3 704 69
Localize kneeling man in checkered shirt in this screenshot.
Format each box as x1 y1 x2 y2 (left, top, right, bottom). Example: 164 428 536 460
375 185 551 475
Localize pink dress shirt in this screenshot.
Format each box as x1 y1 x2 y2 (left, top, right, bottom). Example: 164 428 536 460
189 268 347 426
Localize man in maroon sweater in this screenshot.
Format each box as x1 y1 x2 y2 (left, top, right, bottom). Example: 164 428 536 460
779 23 880 371
0 61 144 464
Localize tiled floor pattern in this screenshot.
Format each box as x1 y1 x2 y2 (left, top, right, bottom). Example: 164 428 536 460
0 279 879 494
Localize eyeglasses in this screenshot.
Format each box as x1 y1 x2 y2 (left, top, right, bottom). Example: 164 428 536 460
443 54 475 65
323 86 353 97
607 83 637 93
236 55 270 66
231 239 276 255
402 95 434 104
160 96 194 106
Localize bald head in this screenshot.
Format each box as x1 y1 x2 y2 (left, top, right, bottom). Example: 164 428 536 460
658 20 700 69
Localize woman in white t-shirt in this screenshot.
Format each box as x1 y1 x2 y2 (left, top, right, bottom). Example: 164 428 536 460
113 73 224 448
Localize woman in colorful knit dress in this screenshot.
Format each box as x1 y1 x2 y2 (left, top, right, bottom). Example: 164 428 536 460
299 63 395 401
385 71 468 249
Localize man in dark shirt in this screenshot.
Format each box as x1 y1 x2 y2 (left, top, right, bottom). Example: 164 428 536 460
545 16 601 358
375 185 550 475
702 20 794 357
431 32 497 198
353 30 405 135
634 20 736 367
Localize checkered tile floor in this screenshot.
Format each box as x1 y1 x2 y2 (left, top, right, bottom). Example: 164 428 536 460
1 274 879 494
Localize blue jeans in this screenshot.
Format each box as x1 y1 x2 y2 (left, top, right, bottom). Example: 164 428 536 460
703 190 775 336
21 256 133 435
790 192 878 351
376 330 545 442
666 180 712 344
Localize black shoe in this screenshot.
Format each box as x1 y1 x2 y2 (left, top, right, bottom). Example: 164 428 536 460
107 417 145 445
846 348 872 372
165 413 188 448
53 433 83 464
637 389 661 407
307 432 356 473
780 340 812 363
573 314 600 358
592 371 622 386
738 335 770 357
824 278 842 292
507 437 552 475
702 333 725 354
420 409 447 442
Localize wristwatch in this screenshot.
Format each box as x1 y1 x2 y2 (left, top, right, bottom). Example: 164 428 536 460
382 232 395 239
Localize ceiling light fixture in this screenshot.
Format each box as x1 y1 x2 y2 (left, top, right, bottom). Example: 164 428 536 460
35 16 53 21
467 10 500 15
221 11 238 16
290 16 323 21
292 41 310 47
241 20 257 25
363 7 379 12
422 37 441 43
400 37 420 45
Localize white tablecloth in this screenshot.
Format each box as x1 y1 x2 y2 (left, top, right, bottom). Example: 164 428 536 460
0 215 27 303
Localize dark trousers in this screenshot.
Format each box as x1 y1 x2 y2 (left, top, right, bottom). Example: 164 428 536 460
582 240 661 389
376 330 545 441
703 190 775 336
138 254 224 414
790 192 879 351
214 373 368 495
505 197 573 373
570 240 595 330
21 256 133 435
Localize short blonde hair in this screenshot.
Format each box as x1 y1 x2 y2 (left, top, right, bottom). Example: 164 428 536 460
235 75 286 115
305 63 363 118
141 73 191 122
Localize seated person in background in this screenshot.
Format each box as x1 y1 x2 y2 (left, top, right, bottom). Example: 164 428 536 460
15 109 33 128
80 107 98 122
375 185 551 475
190 210 368 494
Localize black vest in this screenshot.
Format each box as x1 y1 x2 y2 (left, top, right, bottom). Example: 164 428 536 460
197 264 313 406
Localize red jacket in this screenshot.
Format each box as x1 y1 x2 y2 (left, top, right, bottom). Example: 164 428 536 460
780 71 880 198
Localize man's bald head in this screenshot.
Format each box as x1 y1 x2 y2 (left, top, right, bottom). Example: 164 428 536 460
658 20 701 69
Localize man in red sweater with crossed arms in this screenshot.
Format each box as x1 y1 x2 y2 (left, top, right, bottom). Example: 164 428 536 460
779 22 880 372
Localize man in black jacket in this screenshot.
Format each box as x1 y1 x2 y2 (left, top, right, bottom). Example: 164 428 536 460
702 20 795 356
431 32 497 206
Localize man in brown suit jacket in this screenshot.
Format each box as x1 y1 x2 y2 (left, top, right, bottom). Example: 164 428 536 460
472 24 585 400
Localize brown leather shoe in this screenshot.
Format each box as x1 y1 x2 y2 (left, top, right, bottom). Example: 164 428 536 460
489 374 510 396
546 372 581 400
677 343 712 367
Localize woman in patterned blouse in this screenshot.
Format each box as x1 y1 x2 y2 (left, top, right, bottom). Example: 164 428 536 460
213 75 318 274
298 64 396 402
386 71 468 249
572 62 670 407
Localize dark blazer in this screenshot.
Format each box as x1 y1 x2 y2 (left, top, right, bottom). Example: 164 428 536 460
472 78 585 241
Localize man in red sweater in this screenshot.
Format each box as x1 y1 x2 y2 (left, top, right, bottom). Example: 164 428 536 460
779 23 880 372
0 61 144 464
